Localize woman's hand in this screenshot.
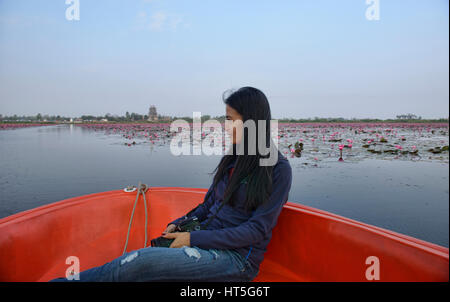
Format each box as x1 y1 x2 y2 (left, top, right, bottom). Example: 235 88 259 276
162 232 191 248
162 224 177 235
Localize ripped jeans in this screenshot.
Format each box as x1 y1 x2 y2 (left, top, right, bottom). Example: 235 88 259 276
49 246 259 282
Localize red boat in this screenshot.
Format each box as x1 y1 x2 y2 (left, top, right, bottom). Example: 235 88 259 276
0 187 448 282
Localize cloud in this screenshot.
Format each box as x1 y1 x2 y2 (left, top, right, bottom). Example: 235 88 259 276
149 11 167 31
168 15 182 30
134 10 186 32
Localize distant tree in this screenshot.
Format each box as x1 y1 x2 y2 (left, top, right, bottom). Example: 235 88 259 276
36 113 42 121
396 113 419 120
81 115 97 121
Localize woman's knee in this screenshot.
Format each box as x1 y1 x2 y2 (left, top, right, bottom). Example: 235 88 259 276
116 246 246 282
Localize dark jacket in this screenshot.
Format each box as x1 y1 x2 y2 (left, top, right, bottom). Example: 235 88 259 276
169 152 292 270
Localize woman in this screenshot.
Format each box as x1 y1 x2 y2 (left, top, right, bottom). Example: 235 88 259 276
51 87 292 282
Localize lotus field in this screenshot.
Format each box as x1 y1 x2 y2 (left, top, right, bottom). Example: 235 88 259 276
69 122 450 165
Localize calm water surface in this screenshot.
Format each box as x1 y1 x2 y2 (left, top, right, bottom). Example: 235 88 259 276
0 124 448 247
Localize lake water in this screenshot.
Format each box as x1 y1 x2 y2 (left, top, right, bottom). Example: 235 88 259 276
0 124 448 247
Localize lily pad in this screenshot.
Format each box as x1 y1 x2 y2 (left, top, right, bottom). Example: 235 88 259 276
367 149 382 154
428 147 443 154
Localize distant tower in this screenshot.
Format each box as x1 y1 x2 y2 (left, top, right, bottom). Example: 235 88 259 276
148 105 158 121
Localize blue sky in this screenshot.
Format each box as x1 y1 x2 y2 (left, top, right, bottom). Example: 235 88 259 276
0 0 448 119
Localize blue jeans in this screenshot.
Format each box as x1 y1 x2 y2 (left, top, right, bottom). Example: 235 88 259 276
50 246 259 282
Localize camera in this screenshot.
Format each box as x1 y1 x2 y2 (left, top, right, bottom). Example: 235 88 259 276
150 216 201 248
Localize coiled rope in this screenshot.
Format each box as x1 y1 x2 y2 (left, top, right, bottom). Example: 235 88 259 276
122 182 149 255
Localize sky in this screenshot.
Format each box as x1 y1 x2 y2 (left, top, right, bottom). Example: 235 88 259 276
0 0 448 119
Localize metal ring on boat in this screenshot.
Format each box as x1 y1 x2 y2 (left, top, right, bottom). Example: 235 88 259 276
124 185 137 193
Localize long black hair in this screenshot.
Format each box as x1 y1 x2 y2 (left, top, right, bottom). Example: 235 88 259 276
210 87 278 212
